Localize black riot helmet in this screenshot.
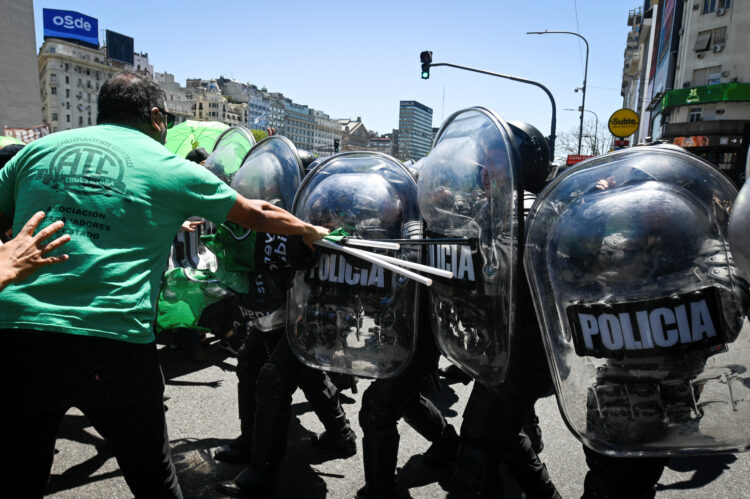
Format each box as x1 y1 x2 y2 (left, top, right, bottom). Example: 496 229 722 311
507 121 554 194
298 149 317 172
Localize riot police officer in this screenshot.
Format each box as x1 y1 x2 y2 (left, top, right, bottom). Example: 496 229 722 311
525 144 747 498
200 137 358 495
415 112 560 498
286 150 458 499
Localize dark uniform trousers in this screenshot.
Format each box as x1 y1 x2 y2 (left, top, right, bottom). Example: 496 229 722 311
0 329 181 498
453 280 560 499
236 327 348 474
358 293 449 496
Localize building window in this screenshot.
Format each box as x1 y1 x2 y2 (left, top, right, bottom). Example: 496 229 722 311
79 116 83 126
51 87 57 95
692 66 721 86
66 89 70 98
52 113 58 121
65 75 69 84
703 0 730 14
64 63 69 71
66 114 71 123
689 108 702 122
66 102 70 110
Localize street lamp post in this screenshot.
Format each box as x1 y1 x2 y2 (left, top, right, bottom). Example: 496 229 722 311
421 58 557 159
564 108 599 155
528 30 589 156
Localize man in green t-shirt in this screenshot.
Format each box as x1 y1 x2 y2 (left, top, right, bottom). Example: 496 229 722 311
0 72 328 498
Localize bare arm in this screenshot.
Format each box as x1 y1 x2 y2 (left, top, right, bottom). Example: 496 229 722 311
226 195 328 247
0 211 71 292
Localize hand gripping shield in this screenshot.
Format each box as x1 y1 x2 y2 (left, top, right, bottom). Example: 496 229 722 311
287 152 421 378
525 145 749 456
416 107 522 386
203 126 256 184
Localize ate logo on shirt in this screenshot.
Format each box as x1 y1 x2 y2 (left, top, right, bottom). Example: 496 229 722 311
39 140 129 196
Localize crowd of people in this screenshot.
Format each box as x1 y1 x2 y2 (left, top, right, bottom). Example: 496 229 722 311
0 71 747 499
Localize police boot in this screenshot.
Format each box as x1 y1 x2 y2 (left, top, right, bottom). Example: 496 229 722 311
423 424 459 468
218 466 276 498
522 410 544 454
360 431 400 499
311 421 357 458
213 434 252 464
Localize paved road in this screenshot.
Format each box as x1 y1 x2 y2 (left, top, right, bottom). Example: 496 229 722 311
46 339 750 498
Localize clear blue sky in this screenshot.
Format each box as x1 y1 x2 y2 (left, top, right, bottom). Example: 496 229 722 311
33 0 639 138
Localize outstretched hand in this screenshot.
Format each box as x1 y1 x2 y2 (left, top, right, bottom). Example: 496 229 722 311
303 225 330 250
0 211 70 291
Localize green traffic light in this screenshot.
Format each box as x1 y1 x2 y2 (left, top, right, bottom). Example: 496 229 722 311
421 71 429 79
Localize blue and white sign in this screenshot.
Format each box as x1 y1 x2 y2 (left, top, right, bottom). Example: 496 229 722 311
43 9 99 47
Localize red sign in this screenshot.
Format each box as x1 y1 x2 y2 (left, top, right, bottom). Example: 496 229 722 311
566 154 593 166
3 124 51 144
614 139 630 147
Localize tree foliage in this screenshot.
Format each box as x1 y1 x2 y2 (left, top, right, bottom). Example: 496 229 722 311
250 129 268 143
553 117 612 165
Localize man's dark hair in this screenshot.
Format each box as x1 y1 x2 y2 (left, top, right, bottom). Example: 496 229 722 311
0 144 24 170
97 72 166 126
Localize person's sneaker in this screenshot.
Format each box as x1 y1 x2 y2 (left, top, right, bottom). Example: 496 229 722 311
423 424 459 468
218 335 244 356
523 413 544 454
311 426 357 458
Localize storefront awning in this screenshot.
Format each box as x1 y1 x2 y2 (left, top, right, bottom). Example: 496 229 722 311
661 83 750 110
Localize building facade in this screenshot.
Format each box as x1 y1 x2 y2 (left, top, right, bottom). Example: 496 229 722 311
397 100 433 161
0 0 43 131
38 38 118 132
155 72 193 123
622 0 750 185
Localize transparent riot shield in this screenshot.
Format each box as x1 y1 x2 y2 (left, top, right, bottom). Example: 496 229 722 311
287 152 421 378
231 135 304 211
204 126 256 184
417 107 521 386
525 145 750 456
729 180 750 280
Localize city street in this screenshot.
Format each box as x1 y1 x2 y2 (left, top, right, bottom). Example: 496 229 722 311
46 332 750 499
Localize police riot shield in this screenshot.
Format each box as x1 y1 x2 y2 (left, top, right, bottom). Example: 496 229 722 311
417 107 521 386
525 145 750 456
231 135 304 211
204 126 256 184
287 152 421 378
729 179 750 280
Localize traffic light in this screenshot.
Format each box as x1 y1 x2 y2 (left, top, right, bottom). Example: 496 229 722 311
333 138 340 153
420 51 432 79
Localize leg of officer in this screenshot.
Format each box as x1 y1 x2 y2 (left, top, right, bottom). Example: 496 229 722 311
298 362 357 456
359 376 406 498
582 446 667 499
214 327 281 463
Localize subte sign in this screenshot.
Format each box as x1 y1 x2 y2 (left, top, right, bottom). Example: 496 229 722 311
608 108 640 138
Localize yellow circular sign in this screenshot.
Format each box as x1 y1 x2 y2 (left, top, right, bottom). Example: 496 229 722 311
608 108 640 138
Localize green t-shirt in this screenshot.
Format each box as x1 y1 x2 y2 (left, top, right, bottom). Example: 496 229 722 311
0 124 238 343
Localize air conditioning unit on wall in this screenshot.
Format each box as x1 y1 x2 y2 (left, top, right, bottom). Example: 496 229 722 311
713 44 725 52
716 8 726 16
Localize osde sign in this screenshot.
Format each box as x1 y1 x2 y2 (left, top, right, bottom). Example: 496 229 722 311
52 14 93 32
